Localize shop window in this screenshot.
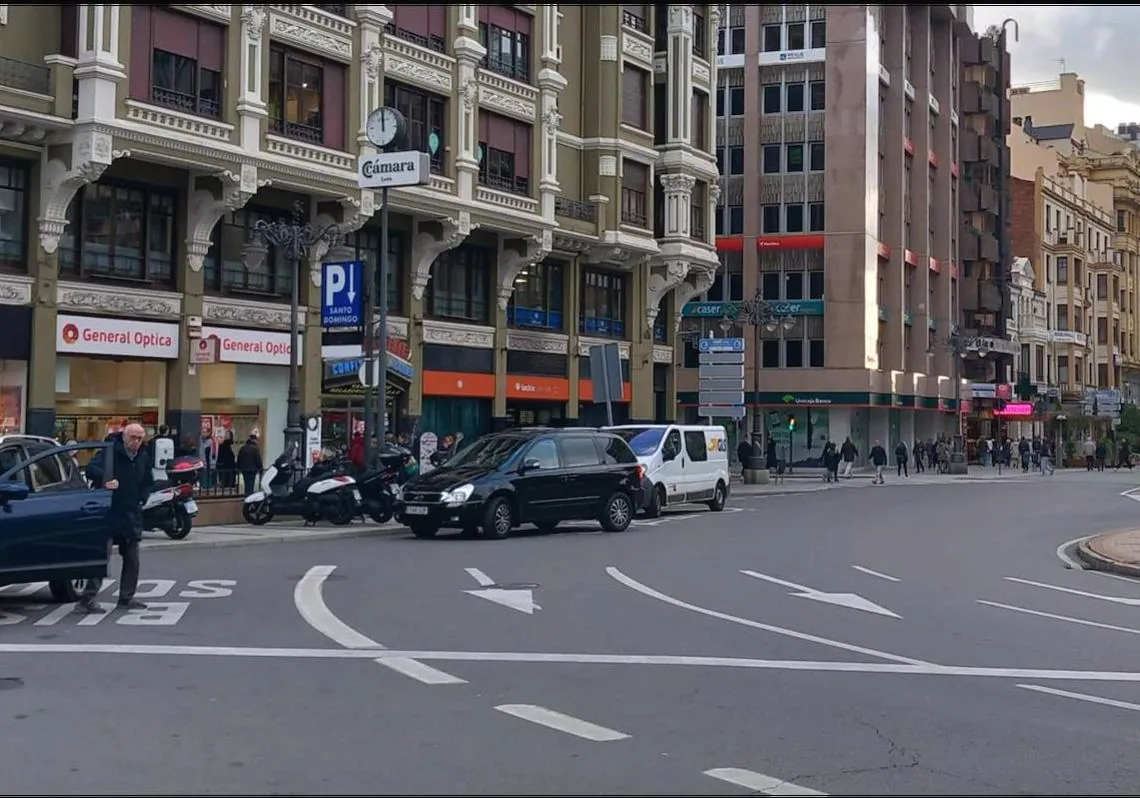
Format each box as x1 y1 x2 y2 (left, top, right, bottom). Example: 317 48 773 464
621 160 649 228
580 268 627 338
425 245 493 324
479 5 532 83
386 5 448 52
507 258 565 331
0 161 28 273
345 228 405 315
59 182 176 287
202 207 298 299
268 45 346 150
129 6 224 120
622 66 649 129
478 111 532 195
384 80 446 174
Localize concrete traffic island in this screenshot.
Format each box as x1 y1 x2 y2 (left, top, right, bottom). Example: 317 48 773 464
1077 530 1140 577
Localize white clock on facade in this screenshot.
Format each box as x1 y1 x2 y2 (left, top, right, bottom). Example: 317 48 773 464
365 107 406 149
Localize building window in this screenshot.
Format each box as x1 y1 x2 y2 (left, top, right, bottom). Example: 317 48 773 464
718 25 745 55
761 272 780 299
717 205 744 235
345 228 404 315
762 339 780 367
809 339 824 367
786 143 804 173
0 161 28 273
385 80 446 174
763 144 780 174
809 202 825 232
785 339 803 368
59 182 176 287
425 246 493 324
386 5 447 52
762 24 781 52
508 258 565 330
762 204 780 234
622 5 648 34
809 80 825 111
809 141 825 171
762 84 781 114
203 208 298 299
268 46 346 149
479 5 532 83
478 111 532 195
621 160 649 227
808 270 824 298
691 90 708 149
129 7 225 120
810 20 826 48
715 85 745 117
786 83 804 113
786 22 804 50
1118 210 1126 233
691 9 706 58
1056 256 1068 283
690 183 706 241
622 66 649 129
580 269 627 338
707 251 744 301
786 204 805 233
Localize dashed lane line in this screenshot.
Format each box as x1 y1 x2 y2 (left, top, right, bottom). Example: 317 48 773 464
494 704 629 742
1018 684 1140 714
704 767 827 796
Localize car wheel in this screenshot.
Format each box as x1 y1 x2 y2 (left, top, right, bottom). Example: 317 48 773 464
482 497 514 540
644 484 665 518
601 492 634 532
409 522 440 539
49 578 87 603
164 505 193 540
534 521 559 532
706 481 727 511
242 500 273 526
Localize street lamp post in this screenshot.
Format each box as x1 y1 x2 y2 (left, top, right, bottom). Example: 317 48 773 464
722 288 794 454
251 201 341 459
948 330 967 453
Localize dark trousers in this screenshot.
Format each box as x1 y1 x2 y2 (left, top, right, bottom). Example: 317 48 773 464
241 470 258 496
1087 455 1095 471
82 537 141 602
896 458 908 477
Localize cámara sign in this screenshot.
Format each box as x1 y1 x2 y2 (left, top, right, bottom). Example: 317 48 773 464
357 151 432 189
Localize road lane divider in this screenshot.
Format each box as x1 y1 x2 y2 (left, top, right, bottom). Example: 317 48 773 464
978 600 1140 638
1017 684 1140 714
704 767 827 796
294 565 466 685
851 565 901 582
494 704 629 742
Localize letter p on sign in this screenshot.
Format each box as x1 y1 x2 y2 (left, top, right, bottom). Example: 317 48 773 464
324 264 345 307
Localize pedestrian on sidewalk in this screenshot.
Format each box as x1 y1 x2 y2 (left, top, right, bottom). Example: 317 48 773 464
1040 438 1055 476
1018 436 1031 473
236 430 263 496
822 441 840 482
870 440 887 484
913 439 925 473
1095 439 1108 472
839 437 857 478
894 440 909 477
79 423 152 613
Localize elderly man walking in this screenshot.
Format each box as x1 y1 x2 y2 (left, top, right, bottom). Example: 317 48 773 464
79 423 153 612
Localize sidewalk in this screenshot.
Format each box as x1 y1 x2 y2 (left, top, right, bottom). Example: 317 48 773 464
139 519 402 551
1077 530 1140 577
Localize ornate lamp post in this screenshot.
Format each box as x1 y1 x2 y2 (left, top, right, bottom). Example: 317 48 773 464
721 288 795 445
251 201 341 458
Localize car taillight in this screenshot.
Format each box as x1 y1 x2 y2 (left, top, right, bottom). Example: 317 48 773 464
635 464 646 481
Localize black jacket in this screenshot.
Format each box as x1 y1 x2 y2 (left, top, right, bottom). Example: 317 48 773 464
87 432 154 540
236 438 263 472
870 445 888 466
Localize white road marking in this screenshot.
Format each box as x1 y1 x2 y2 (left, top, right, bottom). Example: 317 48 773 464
464 567 541 614
704 767 827 795
1055 536 1092 570
494 704 629 741
1005 576 1140 606
294 565 466 685
33 604 78 627
13 642 1140 684
979 600 1140 638
851 565 901 582
1018 684 1140 713
741 570 901 619
606 567 925 665
1119 487 1140 503
464 567 495 587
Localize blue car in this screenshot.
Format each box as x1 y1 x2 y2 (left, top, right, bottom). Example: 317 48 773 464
0 435 114 602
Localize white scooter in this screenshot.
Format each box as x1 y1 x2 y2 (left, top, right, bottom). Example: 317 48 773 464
242 444 360 526
142 437 201 540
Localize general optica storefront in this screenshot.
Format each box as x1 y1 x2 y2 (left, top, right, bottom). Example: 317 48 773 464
0 304 31 434
198 326 300 463
54 314 178 447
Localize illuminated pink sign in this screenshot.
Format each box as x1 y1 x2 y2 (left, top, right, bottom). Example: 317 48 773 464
995 402 1034 417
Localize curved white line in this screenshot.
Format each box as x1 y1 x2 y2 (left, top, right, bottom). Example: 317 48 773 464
605 566 929 666
1056 536 1092 570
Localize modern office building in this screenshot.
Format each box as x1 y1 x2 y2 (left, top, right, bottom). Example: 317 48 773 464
0 4 719 458
680 4 970 465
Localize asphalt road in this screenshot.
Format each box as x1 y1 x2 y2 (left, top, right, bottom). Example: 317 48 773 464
4 468 1140 794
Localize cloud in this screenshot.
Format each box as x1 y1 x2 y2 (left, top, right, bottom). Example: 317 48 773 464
972 6 1140 126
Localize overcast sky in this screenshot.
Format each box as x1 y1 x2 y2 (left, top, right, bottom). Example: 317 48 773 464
972 5 1140 129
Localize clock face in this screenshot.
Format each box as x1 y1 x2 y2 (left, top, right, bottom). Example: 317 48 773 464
366 107 403 148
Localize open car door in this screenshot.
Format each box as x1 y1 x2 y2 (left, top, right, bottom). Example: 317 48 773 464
0 441 114 587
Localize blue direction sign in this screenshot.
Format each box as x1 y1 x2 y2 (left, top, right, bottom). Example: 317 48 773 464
321 261 364 328
698 337 745 354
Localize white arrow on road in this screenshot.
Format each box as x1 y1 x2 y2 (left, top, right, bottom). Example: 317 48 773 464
741 570 901 619
1005 576 1140 606
464 568 541 615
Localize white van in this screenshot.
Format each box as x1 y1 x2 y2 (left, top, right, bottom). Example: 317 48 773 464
606 424 730 517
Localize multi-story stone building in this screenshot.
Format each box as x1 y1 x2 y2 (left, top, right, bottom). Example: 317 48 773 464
677 4 969 466
0 4 719 458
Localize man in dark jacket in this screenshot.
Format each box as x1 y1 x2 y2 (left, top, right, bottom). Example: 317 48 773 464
80 423 153 612
870 440 888 484
236 431 263 497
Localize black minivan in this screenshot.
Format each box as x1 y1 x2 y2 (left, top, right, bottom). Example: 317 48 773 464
396 428 645 539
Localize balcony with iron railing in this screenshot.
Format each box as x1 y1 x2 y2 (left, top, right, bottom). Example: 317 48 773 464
480 172 530 196
621 9 648 33
554 196 597 222
151 86 220 119
384 22 447 53
0 55 51 95
270 117 323 145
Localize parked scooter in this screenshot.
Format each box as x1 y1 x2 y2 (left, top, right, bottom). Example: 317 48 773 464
242 444 360 526
354 444 410 524
141 437 202 540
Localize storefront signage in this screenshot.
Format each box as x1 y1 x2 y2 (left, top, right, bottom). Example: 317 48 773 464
56 314 179 359
768 300 824 316
1050 330 1087 346
507 376 570 401
758 47 826 66
962 336 1018 356
202 327 303 367
682 301 735 318
756 235 825 251
357 151 432 189
995 402 1035 417
780 393 832 405
682 299 824 318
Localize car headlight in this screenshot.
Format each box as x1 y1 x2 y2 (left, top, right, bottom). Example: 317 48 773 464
441 483 474 504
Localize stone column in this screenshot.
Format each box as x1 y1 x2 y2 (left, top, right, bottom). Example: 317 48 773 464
237 6 268 151
660 173 695 238
356 5 392 152
454 8 485 203
667 5 694 144
537 5 566 222
75 4 125 124
166 249 203 442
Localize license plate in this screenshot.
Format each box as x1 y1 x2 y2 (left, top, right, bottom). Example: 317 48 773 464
183 500 198 515
405 505 429 516
352 489 362 501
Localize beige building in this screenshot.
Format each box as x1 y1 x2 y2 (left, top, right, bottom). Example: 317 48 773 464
1010 73 1140 403
0 4 719 456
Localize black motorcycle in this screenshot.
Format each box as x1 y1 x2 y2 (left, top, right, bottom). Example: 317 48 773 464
355 444 410 524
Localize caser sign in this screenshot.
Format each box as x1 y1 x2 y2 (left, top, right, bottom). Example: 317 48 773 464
357 151 432 189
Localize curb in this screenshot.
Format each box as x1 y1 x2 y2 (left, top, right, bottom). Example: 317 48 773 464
733 486 833 498
1076 537 1140 578
141 524 407 552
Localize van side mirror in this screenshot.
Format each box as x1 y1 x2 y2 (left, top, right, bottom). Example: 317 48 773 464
0 481 30 503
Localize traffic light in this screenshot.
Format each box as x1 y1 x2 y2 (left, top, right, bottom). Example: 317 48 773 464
787 414 797 432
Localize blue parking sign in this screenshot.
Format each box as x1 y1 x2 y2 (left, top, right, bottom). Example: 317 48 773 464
321 261 363 327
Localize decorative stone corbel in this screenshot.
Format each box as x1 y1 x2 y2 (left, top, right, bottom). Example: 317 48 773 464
38 129 122 254
185 163 264 272
241 5 266 42
308 191 375 285
672 266 716 332
411 211 475 300
498 229 553 311
646 258 690 334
